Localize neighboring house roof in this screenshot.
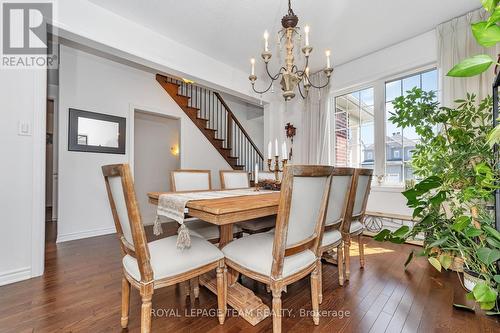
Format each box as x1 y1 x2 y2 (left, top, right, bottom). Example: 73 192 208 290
364 133 418 150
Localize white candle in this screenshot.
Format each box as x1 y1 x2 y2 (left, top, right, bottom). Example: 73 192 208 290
250 58 255 76
275 138 279 156
254 163 259 184
325 50 331 68
264 30 269 52
267 141 272 159
304 25 310 46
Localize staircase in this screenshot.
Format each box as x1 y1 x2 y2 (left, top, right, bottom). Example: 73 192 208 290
156 74 264 173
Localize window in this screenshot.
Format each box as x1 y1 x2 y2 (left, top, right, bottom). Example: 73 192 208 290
334 88 374 168
384 68 438 184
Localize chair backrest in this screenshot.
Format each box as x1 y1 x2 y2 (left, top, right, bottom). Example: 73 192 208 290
324 168 355 229
102 164 153 282
351 168 373 221
271 165 333 279
171 169 212 192
220 170 250 189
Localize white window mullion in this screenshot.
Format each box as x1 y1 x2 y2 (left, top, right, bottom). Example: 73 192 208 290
373 79 386 182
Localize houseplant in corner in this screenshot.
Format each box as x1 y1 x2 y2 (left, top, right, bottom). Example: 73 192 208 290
374 88 500 313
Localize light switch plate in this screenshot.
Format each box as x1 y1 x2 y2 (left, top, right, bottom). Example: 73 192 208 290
18 121 32 136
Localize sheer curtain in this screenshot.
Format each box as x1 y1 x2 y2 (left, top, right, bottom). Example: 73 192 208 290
302 71 331 165
437 9 499 107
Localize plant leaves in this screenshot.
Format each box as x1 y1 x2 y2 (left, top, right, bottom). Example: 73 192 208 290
484 225 500 242
452 216 471 232
464 227 483 238
393 225 410 238
487 7 500 27
447 54 494 77
374 229 390 241
473 283 498 308
428 257 442 272
486 236 500 249
494 275 500 283
477 247 500 266
439 254 452 270
482 0 500 12
472 21 500 47
404 250 414 269
428 237 449 248
453 303 476 312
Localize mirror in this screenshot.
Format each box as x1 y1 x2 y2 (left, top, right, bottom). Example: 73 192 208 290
68 109 126 154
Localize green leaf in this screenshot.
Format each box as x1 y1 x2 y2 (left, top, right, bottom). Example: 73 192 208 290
415 176 442 192
393 225 410 238
447 54 494 77
452 216 471 232
487 7 500 27
404 250 414 269
428 237 449 248
484 225 500 242
477 247 500 266
453 303 476 312
486 237 500 249
374 229 390 241
464 227 483 238
485 310 500 315
473 283 498 307
439 254 452 270
493 275 500 283
428 257 442 272
482 0 499 12
472 21 500 47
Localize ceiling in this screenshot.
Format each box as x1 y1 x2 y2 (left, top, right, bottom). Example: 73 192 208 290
88 0 479 74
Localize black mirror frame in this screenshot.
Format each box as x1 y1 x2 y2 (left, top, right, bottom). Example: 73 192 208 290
68 108 126 154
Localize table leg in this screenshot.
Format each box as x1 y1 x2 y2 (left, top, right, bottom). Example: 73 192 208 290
218 225 239 285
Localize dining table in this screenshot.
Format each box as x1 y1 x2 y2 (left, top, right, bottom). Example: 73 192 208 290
147 189 281 325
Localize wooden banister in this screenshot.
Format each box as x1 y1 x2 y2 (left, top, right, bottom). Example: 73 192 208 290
214 92 264 161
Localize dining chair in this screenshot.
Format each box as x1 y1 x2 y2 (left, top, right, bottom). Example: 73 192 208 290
222 165 334 333
344 168 373 280
219 170 276 234
318 167 356 303
102 164 227 333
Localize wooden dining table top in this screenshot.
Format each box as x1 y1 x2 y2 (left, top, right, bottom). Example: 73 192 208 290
147 190 281 225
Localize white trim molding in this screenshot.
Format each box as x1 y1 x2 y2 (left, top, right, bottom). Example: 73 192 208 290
0 267 32 287
57 226 116 243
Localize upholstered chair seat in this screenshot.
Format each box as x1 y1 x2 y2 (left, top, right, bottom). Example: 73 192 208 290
123 236 224 281
222 233 316 278
321 229 342 248
349 220 364 234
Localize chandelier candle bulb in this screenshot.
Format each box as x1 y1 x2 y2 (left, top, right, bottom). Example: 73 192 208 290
325 50 331 68
264 30 269 52
304 25 310 46
250 58 255 76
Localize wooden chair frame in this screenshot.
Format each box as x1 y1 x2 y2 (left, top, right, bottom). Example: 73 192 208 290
224 165 334 333
219 170 251 190
344 168 373 280
170 169 212 192
102 164 226 333
318 167 356 302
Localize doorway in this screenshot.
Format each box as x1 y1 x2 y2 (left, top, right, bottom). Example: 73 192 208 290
133 110 180 225
45 99 57 243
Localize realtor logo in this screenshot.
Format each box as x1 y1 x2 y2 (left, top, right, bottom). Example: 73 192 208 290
1 1 56 68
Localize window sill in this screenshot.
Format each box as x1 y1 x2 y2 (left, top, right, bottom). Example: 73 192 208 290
371 184 405 193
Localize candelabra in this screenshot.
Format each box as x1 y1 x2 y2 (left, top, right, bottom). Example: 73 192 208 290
268 156 288 182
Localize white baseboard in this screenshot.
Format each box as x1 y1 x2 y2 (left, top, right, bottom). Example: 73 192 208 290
57 226 116 243
0 267 31 286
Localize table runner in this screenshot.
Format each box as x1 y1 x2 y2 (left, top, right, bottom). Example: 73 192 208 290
154 189 275 249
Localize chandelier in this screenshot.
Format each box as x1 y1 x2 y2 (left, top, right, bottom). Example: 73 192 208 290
248 0 333 101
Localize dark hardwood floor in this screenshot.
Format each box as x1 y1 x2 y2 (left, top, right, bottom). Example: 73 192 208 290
0 227 498 332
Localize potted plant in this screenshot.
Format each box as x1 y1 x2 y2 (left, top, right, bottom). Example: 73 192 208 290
374 88 500 313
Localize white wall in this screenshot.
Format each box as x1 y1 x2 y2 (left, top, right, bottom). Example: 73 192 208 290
220 93 264 154
134 112 180 224
0 69 46 285
57 45 231 242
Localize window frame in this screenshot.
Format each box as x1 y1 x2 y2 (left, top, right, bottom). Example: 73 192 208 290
331 63 438 189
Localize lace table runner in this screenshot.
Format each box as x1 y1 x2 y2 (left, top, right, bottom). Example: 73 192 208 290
154 189 275 249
